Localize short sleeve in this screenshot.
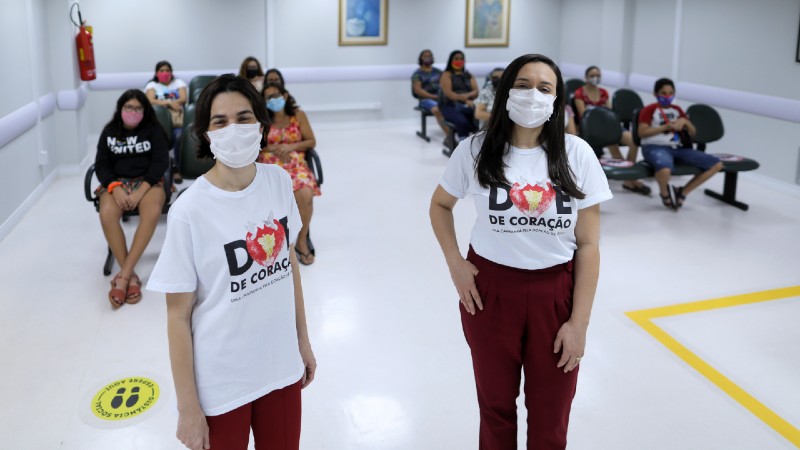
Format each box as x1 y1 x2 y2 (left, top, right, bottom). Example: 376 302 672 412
147 211 198 293
144 81 157 92
411 70 421 83
638 105 655 124
283 170 302 246
438 139 475 199
173 79 188 89
476 87 492 105
573 87 584 102
571 137 613 209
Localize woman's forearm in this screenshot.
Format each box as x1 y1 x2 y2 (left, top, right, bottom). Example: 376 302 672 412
290 248 310 345
167 316 203 413
570 242 599 327
430 202 462 267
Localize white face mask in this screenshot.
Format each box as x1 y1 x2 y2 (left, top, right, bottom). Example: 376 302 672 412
587 76 600 86
207 123 262 168
506 88 556 129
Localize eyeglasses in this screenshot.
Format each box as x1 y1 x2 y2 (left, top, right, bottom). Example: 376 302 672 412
123 105 144 113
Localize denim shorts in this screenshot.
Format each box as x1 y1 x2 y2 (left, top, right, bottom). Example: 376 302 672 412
419 99 438 112
642 145 720 171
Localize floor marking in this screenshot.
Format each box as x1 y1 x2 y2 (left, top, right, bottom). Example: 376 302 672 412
626 286 800 448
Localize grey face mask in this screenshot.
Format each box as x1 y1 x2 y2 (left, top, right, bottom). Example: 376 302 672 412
587 76 600 86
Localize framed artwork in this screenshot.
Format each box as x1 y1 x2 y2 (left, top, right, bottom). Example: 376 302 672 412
339 0 388 46
796 15 800 62
466 0 510 47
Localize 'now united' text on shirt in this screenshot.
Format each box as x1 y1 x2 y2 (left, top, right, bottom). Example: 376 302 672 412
107 136 152 154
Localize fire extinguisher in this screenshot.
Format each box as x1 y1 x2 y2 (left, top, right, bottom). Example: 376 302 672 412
71 3 96 81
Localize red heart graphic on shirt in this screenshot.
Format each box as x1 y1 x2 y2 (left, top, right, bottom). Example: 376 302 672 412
245 219 286 267
509 181 556 217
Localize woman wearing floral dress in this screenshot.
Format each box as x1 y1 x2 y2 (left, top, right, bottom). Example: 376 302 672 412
258 83 319 265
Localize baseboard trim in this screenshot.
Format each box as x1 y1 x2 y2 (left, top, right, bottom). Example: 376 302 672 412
0 168 60 243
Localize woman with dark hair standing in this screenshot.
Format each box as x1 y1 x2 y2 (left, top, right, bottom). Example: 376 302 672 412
148 75 316 450
95 89 169 309
439 50 480 142
430 54 612 449
145 60 187 183
239 56 265 92
258 83 319 266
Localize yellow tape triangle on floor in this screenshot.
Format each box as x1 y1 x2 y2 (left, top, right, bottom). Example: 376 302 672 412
626 286 800 448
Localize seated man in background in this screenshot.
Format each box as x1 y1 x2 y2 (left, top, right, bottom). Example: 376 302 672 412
638 77 722 210
411 49 449 137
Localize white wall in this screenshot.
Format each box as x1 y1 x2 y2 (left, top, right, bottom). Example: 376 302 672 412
3 0 800 234
82 0 561 130
560 0 800 185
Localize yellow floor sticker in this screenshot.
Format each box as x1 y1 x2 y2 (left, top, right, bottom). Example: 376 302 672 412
91 376 160 421
626 286 800 448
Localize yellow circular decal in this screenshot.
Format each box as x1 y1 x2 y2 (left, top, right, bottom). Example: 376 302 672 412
91 376 160 421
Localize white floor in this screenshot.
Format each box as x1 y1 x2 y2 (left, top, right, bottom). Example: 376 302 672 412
1 120 799 449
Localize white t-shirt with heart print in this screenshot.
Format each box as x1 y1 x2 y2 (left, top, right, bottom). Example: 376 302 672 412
439 132 613 270
147 163 304 416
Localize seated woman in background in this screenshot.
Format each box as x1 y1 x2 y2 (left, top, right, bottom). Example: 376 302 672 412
259 83 320 265
439 50 479 142
145 60 187 183
474 67 504 129
411 49 449 136
95 89 169 309
574 65 650 195
239 56 266 93
565 104 578 135
266 68 286 87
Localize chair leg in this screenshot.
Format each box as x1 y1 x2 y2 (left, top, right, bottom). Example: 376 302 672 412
416 111 431 142
704 172 749 211
442 121 457 157
103 247 114 276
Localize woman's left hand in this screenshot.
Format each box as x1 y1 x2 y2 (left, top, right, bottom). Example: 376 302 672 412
299 340 316 389
553 320 587 373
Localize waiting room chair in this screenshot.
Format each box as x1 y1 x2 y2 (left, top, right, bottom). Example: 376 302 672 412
611 89 644 129
685 104 759 210
188 75 217 104
84 163 172 275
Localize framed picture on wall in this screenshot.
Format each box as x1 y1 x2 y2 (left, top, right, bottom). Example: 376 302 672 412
796 16 800 62
338 0 388 46
465 0 510 47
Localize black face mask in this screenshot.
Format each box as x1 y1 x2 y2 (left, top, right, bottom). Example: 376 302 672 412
491 77 500 88
246 68 259 78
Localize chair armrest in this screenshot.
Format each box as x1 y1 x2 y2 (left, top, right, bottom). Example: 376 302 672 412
305 148 323 186
84 163 97 203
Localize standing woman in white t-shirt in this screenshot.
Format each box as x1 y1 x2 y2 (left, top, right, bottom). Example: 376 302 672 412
145 60 187 183
430 54 612 449
148 75 316 450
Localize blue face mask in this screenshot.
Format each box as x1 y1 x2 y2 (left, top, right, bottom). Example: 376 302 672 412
657 95 674 107
266 97 286 112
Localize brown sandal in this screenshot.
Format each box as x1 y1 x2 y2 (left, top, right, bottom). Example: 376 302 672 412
126 273 143 304
109 274 128 309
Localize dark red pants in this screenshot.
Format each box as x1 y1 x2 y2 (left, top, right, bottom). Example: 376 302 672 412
205 380 302 450
463 247 578 450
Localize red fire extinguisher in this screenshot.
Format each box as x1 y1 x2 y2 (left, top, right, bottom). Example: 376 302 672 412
71 3 96 81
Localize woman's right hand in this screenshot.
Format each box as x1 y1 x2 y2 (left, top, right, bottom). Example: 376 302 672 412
176 408 210 450
448 257 483 315
112 187 132 210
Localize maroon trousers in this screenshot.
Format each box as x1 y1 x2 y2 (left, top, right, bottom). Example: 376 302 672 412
205 380 302 450
463 247 578 450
